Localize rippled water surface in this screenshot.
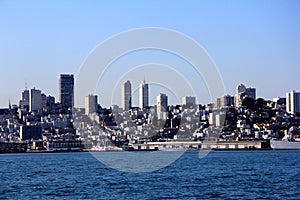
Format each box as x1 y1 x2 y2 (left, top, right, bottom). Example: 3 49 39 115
0 151 299 199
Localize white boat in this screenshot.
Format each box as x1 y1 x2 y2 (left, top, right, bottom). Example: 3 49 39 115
158 145 186 151
89 146 123 152
270 140 300 150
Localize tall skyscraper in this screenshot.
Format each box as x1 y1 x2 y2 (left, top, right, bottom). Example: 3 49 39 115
234 84 256 108
122 80 132 111
85 94 98 115
157 93 168 120
30 88 42 112
139 80 149 109
59 74 74 108
286 90 300 115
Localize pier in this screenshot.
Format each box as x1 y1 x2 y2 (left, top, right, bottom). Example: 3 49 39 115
131 140 270 150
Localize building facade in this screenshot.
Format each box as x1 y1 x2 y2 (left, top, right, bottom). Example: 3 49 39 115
286 90 300 115
19 89 29 109
59 74 74 108
139 80 149 109
157 93 168 120
29 88 42 112
182 96 196 107
221 95 234 108
122 80 132 111
85 94 98 115
234 84 256 108
20 125 42 140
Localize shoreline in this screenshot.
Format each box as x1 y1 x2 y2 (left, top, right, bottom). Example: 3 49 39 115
0 148 280 155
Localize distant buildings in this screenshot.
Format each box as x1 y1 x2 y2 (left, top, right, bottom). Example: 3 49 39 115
221 95 234 108
182 96 196 107
157 93 168 120
85 94 98 115
215 95 234 108
122 80 132 111
234 84 256 107
3 72 300 148
19 89 29 109
286 90 300 115
59 74 74 109
29 88 42 112
139 80 149 109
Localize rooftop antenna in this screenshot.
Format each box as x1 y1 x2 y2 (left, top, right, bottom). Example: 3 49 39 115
25 80 28 90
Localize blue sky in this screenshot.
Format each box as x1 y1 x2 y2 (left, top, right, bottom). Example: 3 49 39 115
0 0 299 107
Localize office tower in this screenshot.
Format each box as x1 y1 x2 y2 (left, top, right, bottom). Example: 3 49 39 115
85 94 98 115
30 88 42 112
19 89 29 109
59 74 74 108
182 96 196 107
45 95 56 114
220 95 234 108
234 84 256 108
157 93 168 120
122 80 132 111
286 90 300 115
139 80 149 109
41 93 47 108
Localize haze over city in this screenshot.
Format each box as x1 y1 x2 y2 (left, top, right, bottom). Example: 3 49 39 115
1 0 299 108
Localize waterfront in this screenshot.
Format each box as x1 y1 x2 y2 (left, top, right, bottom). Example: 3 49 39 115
0 151 299 199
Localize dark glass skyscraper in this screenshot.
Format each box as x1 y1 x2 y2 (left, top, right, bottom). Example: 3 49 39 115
59 74 74 108
122 80 132 111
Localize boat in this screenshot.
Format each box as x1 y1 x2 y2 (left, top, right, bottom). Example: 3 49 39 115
270 139 300 150
270 130 300 150
89 146 123 152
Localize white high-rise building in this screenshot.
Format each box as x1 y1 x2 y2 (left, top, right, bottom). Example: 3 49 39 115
85 94 98 115
286 90 300 115
157 93 168 120
30 88 42 112
122 80 132 111
139 80 149 109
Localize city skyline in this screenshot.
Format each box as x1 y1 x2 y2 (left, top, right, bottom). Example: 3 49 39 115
3 75 300 110
1 1 300 107
1 1 300 197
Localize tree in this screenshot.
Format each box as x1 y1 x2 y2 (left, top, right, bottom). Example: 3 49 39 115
255 98 265 111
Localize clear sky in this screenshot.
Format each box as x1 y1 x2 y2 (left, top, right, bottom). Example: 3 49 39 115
0 0 299 108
